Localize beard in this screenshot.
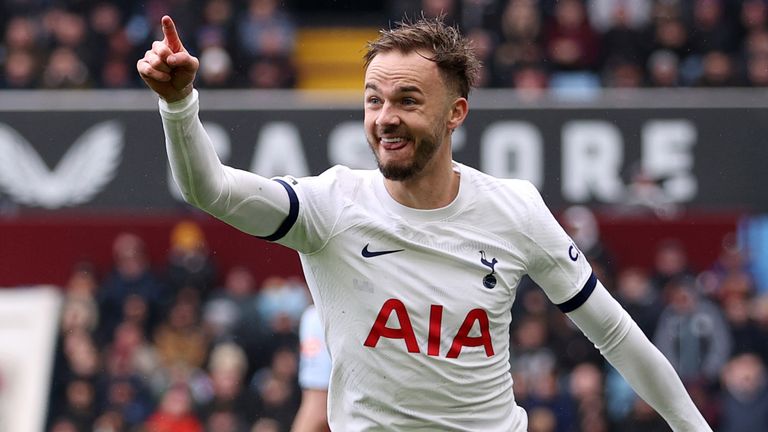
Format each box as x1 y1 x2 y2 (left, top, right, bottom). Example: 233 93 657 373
368 123 444 181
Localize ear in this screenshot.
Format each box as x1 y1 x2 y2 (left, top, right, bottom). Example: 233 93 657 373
447 97 469 131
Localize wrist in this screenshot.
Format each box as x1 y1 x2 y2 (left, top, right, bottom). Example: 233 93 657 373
159 89 198 118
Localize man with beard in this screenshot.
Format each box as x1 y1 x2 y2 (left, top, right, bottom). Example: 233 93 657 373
137 15 711 431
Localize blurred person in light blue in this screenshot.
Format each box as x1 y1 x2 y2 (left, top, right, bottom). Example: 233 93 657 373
257 276 310 329
291 305 332 432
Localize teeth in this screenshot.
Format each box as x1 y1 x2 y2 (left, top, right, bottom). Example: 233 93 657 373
381 137 403 143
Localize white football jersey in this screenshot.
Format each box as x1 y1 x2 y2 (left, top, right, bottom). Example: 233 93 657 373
270 162 593 431
160 90 713 432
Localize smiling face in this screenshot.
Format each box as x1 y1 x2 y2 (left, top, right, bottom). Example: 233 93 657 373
364 50 466 181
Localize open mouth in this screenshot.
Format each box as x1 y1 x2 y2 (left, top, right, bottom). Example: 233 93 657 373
380 136 409 151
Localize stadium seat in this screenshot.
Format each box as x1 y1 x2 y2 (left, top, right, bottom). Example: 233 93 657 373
294 27 380 90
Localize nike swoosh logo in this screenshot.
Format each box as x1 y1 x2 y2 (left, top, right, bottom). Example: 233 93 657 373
361 244 404 258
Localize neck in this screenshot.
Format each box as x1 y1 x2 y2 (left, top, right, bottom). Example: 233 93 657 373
383 151 459 210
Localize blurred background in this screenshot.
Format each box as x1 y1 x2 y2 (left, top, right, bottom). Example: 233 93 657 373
1 0 768 431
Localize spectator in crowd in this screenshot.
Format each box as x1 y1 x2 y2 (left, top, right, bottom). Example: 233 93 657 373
646 48 682 87
235 0 297 88
695 50 742 86
739 0 768 40
650 238 696 294
568 362 609 432
461 0 500 31
1 49 40 88
465 26 496 87
144 382 204 432
41 46 91 88
166 219 218 301
648 5 692 66
227 275 301 374
5 0 768 90
751 294 768 363
718 353 768 432
199 342 259 427
48 296 100 428
104 319 161 391
723 294 766 358
700 232 757 301
493 0 545 87
100 374 154 430
510 315 557 390
588 0 652 34
653 277 732 385
195 0 238 88
689 0 737 56
616 398 672 432
614 267 663 337
543 0 601 73
98 232 169 345
593 0 651 72
54 377 98 431
744 51 768 85
510 63 549 99
60 262 101 336
48 417 81 432
602 57 645 87
153 291 210 371
202 265 263 349
250 347 302 431
524 368 577 432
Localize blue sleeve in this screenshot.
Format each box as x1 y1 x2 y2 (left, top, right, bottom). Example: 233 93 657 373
298 306 332 390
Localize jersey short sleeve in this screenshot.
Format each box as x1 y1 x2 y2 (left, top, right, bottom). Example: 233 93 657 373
298 306 331 390
519 181 594 309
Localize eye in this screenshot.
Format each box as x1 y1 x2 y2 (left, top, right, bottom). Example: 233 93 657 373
402 97 417 106
367 96 381 105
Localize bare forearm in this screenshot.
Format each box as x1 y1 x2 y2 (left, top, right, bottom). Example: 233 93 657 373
292 389 330 432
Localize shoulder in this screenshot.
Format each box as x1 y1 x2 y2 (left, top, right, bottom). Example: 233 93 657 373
460 163 544 209
288 165 377 195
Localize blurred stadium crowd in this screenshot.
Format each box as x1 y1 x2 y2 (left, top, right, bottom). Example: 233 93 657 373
4 0 768 90
4 0 767 431
45 209 768 432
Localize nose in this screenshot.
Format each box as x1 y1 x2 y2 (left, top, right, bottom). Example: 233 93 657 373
375 102 400 128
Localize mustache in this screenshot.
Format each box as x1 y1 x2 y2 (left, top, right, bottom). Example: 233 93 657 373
377 125 408 136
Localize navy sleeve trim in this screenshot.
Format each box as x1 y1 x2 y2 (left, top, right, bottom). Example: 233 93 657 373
557 272 597 313
257 179 299 242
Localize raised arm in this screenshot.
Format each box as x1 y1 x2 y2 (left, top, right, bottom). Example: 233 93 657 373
136 15 197 103
137 16 291 238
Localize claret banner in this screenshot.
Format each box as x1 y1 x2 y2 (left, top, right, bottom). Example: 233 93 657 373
1 88 766 212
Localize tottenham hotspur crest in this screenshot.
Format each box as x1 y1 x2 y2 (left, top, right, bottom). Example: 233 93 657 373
479 251 498 289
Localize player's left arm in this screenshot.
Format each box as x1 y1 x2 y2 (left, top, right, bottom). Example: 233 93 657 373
565 281 713 432
516 180 711 431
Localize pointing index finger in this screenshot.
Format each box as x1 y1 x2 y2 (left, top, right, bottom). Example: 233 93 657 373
162 15 183 53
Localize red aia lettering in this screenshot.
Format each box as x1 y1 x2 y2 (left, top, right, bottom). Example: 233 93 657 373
364 299 494 358
363 298 419 352
446 308 494 358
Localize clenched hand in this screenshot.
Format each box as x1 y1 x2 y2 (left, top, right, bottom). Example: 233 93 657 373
137 15 199 102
